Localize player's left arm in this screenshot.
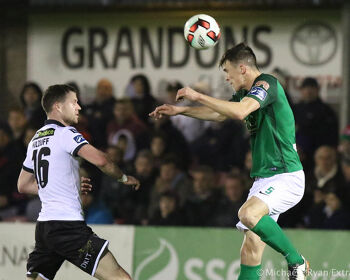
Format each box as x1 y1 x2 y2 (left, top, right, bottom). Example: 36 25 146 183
176 87 260 120
198 94 260 120
17 168 38 195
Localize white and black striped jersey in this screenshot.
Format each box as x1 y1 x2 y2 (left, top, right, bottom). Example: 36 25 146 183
23 119 88 221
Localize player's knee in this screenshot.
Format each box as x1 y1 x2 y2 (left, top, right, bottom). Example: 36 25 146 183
238 207 257 228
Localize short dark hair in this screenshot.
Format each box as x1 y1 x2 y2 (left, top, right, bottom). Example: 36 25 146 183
20 82 43 107
220 42 257 68
300 77 319 89
42 84 76 114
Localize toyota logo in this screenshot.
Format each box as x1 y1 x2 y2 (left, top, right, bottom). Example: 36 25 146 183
290 22 337 66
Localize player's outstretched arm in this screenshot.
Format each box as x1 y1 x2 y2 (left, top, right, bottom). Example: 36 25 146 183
18 169 39 195
176 87 260 120
78 144 140 190
149 104 227 122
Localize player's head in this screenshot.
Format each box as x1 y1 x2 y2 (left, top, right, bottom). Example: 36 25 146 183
42 84 81 125
220 43 259 91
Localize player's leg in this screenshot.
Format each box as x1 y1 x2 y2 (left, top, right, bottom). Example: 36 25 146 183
55 221 132 280
238 230 266 280
238 196 304 266
26 222 65 280
94 250 132 280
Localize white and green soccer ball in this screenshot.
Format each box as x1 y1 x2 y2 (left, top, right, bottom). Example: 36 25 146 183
184 14 221 50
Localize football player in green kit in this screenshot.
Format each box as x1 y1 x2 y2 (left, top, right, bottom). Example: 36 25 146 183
150 43 309 280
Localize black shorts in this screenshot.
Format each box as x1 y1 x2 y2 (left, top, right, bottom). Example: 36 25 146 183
26 221 109 280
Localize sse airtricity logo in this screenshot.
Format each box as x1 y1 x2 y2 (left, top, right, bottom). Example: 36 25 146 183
248 87 267 101
73 135 85 143
134 238 179 280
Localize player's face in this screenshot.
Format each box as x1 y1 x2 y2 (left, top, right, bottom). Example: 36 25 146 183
60 91 81 125
222 60 245 92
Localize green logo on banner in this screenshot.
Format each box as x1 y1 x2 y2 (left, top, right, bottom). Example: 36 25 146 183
134 238 179 280
133 228 350 280
133 227 241 280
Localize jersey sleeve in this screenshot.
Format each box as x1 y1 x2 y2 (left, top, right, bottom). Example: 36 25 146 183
246 77 277 109
61 127 89 156
23 145 34 173
229 90 247 102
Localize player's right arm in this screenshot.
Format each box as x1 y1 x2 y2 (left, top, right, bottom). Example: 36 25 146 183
17 169 38 195
77 144 140 190
149 104 227 122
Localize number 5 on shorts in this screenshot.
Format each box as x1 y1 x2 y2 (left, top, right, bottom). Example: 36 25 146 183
265 186 275 194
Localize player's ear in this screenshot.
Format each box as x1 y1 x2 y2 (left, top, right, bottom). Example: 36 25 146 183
240 64 246 74
54 102 62 113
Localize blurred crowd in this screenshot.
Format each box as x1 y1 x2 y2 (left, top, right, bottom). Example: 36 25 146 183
1 72 350 230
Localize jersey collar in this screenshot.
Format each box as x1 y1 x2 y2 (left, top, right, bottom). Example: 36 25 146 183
44 119 65 127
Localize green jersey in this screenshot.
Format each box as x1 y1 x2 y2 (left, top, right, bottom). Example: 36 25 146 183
230 73 302 178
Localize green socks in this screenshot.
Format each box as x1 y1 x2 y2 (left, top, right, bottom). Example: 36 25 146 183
251 215 303 265
238 264 261 280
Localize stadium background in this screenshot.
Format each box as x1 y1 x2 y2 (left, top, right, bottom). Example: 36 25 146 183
1 0 350 279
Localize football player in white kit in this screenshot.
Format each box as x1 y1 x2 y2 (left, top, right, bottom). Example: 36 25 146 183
18 84 140 280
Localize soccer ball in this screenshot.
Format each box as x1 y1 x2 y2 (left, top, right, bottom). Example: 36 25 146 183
184 14 221 50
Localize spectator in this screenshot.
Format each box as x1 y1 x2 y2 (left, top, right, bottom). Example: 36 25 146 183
107 98 148 152
303 188 350 230
148 156 192 218
150 132 168 168
183 165 224 226
19 82 46 128
302 146 345 228
149 191 185 226
132 150 158 221
80 167 114 224
214 173 246 227
150 112 190 170
7 107 28 158
294 77 339 171
85 78 116 148
307 146 345 195
82 192 114 225
0 122 23 220
99 147 148 224
191 119 247 171
23 125 37 147
322 190 350 229
112 131 137 163
126 74 158 124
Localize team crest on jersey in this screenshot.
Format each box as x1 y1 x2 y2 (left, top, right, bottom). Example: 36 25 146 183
248 86 267 101
255 80 270 90
73 135 85 143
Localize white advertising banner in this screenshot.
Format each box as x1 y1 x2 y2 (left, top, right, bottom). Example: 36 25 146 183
27 10 342 103
0 223 134 280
